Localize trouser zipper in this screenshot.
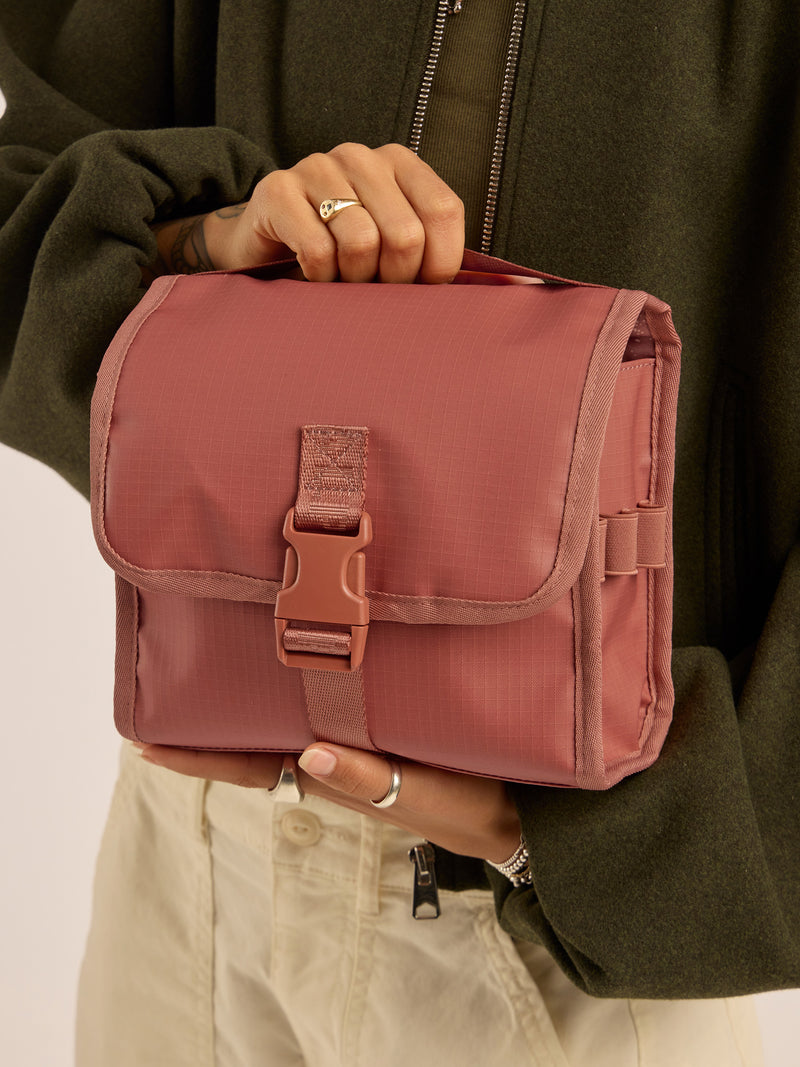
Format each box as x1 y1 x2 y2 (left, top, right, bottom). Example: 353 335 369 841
409 841 441 918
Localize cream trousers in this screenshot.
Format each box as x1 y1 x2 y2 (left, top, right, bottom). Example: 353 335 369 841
76 744 763 1067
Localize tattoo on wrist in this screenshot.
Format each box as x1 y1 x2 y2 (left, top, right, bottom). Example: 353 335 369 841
169 216 215 274
214 203 247 220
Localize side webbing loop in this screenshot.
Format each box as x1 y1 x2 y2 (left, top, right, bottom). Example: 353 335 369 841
600 503 667 579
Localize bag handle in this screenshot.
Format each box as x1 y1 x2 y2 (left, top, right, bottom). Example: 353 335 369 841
240 250 592 287
459 249 593 287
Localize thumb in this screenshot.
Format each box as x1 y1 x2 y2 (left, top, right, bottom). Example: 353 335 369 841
298 744 400 806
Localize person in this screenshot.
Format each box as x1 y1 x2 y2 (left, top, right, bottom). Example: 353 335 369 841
1 1 797 1064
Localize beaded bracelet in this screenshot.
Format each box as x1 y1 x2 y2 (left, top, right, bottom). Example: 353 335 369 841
486 839 533 887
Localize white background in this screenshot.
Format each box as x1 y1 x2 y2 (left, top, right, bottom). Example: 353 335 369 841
1 445 799 1065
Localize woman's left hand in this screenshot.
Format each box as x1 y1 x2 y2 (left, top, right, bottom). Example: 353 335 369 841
137 743 521 865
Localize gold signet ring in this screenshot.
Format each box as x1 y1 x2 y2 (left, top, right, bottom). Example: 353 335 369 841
319 198 363 223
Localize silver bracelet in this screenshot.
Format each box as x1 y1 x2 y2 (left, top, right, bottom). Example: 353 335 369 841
486 838 533 887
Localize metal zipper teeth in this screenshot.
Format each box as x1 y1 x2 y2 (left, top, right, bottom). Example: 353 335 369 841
408 0 452 156
480 0 527 254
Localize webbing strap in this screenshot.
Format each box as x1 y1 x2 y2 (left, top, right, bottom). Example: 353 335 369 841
301 666 373 749
282 425 375 750
295 425 368 533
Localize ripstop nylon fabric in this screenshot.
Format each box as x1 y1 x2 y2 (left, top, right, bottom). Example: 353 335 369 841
91 253 680 787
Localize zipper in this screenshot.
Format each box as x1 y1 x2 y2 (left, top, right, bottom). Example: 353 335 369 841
409 841 441 918
479 0 526 254
409 0 526 254
408 0 453 156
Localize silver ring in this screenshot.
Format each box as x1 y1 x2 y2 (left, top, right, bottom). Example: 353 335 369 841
319 197 363 223
268 756 305 803
370 760 402 809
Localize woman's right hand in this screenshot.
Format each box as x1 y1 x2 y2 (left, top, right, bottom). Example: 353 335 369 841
146 142 465 286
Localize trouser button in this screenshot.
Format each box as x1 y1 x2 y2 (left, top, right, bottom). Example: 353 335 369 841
280 809 322 846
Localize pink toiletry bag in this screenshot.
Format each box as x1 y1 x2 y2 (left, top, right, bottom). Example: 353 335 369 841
91 251 681 788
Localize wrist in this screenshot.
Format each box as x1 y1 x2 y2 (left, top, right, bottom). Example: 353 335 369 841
200 204 246 270
482 797 523 866
486 837 533 887
145 203 248 282
483 825 524 866
478 789 524 867
142 213 210 284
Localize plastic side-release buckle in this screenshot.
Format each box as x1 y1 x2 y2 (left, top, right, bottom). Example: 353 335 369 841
275 507 372 672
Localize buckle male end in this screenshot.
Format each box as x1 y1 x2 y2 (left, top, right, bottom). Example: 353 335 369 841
274 508 372 672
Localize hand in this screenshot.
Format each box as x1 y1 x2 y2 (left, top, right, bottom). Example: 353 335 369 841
146 142 465 285
137 742 521 865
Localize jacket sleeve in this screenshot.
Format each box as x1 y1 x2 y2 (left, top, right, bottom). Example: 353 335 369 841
481 12 800 997
486 587 800 998
0 6 273 496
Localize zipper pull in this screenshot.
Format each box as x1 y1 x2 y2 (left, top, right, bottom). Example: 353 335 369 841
409 841 441 919
448 0 463 13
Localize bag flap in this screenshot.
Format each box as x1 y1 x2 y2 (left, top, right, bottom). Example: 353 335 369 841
91 261 669 624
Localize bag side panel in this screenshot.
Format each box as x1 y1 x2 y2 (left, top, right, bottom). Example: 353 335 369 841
595 294 681 784
573 518 606 788
113 576 141 742
595 359 658 784
635 299 681 774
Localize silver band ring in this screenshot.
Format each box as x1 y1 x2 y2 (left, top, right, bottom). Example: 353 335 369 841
268 756 305 803
319 197 363 223
370 760 403 809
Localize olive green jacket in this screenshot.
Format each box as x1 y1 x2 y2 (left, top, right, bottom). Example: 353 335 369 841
1 0 798 998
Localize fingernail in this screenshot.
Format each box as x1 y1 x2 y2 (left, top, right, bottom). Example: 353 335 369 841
139 746 161 766
298 748 337 778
